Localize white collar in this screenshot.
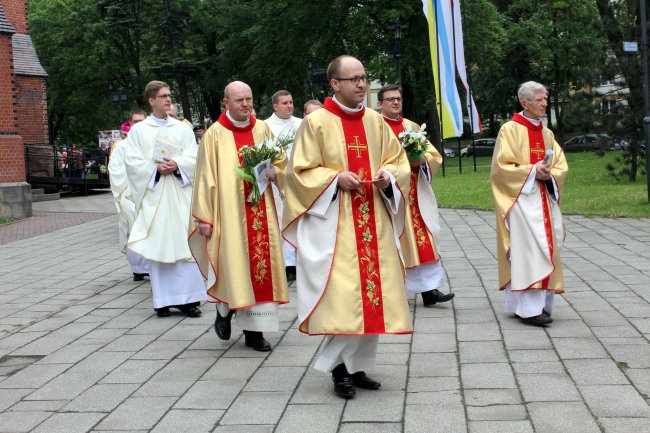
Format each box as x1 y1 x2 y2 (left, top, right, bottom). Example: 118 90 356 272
333 95 363 113
519 111 541 126
381 113 401 121
270 113 293 123
150 114 169 126
226 110 250 127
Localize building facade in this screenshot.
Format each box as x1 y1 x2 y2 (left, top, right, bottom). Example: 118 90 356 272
0 0 48 219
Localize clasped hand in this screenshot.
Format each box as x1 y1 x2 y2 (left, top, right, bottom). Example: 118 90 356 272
337 170 390 191
157 157 178 175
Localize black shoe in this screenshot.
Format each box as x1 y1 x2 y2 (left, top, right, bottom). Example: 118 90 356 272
155 307 170 317
516 313 552 326
243 330 272 352
421 289 455 307
214 310 234 340
179 305 202 318
133 273 147 281
332 364 355 399
351 371 381 390
541 310 553 323
285 266 296 283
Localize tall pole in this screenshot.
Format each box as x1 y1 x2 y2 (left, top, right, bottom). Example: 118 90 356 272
451 1 461 175
434 0 445 176
642 0 650 202
395 20 402 83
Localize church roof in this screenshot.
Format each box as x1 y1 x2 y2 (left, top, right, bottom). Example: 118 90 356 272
0 4 16 34
12 34 47 77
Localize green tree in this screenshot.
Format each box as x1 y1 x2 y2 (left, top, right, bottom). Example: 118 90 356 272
596 0 647 181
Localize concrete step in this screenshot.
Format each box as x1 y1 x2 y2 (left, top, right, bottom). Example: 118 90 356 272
32 192 60 202
31 188 45 196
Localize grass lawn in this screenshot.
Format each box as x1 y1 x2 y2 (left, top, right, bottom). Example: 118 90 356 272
433 152 650 218
0 218 14 226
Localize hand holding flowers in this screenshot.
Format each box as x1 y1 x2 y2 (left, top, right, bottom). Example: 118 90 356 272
398 123 429 161
236 132 293 204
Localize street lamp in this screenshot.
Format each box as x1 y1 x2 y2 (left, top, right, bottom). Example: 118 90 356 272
387 19 406 83
308 55 328 101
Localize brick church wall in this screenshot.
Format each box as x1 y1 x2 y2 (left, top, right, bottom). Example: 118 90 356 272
16 75 47 144
1 0 26 33
0 29 25 183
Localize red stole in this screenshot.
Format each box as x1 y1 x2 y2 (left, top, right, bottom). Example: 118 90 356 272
382 115 437 265
217 111 274 302
323 98 385 333
512 113 553 289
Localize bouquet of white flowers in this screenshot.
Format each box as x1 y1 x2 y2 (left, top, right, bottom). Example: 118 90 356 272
236 132 293 204
398 123 429 161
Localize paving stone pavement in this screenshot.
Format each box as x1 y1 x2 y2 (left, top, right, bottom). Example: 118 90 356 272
0 191 648 432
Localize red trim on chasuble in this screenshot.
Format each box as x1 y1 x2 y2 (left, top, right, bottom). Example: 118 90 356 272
408 169 437 263
383 116 438 265
324 98 386 333
217 111 274 302
512 113 554 290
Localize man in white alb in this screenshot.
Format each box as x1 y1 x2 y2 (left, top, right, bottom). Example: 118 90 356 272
108 109 149 281
265 89 302 283
124 80 207 318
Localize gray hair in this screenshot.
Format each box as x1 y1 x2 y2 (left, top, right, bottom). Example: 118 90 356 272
518 81 547 101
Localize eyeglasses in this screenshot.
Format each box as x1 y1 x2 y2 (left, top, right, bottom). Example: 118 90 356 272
334 75 367 85
156 94 172 99
381 96 402 103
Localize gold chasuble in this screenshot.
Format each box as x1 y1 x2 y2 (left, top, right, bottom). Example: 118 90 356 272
491 113 568 293
383 116 443 269
189 112 289 310
283 97 412 336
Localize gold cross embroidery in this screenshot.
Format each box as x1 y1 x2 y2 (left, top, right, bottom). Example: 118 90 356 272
531 146 545 160
347 136 367 158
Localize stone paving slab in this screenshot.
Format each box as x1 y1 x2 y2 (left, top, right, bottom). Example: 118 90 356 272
0 193 648 432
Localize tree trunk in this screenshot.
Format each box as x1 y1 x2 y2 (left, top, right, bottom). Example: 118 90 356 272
162 0 192 121
203 91 221 121
595 0 643 181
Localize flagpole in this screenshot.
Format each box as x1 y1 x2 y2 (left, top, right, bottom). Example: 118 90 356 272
433 0 445 177
451 0 462 175
458 0 478 172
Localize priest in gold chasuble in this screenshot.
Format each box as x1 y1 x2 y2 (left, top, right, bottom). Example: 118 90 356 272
282 56 412 399
189 81 288 352
378 83 454 308
491 81 568 327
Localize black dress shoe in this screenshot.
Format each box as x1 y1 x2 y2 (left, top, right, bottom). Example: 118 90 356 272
332 364 355 398
155 307 170 317
421 289 455 307
180 305 202 318
243 330 272 352
133 273 147 281
351 371 381 390
285 266 296 283
516 313 552 326
214 310 234 340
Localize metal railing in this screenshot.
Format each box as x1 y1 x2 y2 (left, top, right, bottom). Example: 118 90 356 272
24 144 110 193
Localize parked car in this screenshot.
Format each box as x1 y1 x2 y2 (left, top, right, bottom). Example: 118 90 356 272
462 138 497 157
443 147 457 158
611 138 646 151
562 134 611 152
